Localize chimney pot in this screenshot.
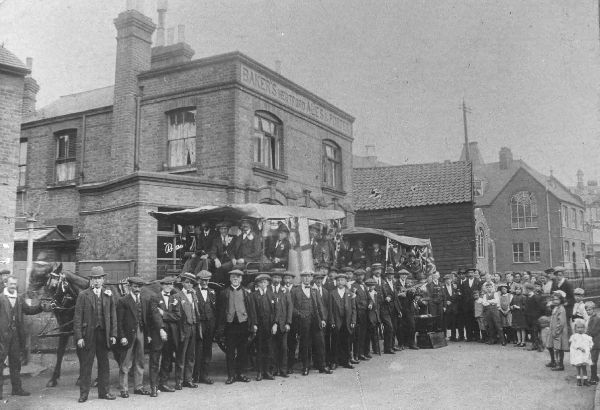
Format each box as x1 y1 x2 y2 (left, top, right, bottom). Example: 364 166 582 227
499 147 513 170
167 27 175 45
26 57 33 70
178 24 185 43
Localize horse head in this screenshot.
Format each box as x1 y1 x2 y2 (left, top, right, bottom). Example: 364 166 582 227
28 261 62 295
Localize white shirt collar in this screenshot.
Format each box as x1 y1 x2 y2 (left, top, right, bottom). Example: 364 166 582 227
3 288 16 298
337 287 345 298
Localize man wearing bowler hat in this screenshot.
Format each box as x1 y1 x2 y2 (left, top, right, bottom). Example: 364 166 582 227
216 269 256 384
116 276 151 398
73 266 117 403
157 276 181 393
193 270 217 385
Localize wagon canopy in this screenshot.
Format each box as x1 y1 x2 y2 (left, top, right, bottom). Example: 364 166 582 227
341 226 430 247
149 203 346 225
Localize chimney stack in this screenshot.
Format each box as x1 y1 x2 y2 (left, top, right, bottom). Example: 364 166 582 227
156 0 167 46
111 7 156 177
151 13 194 69
498 147 513 170
22 57 39 118
577 169 584 190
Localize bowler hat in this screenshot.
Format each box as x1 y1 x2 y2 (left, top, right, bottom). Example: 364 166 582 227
282 271 295 278
299 271 314 277
365 278 377 286
371 263 383 270
553 266 566 273
197 270 212 281
89 266 106 278
159 276 176 284
270 268 286 277
397 269 410 276
255 273 271 282
384 266 395 275
127 276 147 286
180 272 197 283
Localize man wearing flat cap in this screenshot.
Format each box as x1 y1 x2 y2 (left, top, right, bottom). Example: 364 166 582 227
73 266 117 402
210 221 238 284
442 273 459 341
330 273 357 369
268 270 293 377
251 274 276 381
313 271 333 368
193 270 217 385
116 276 151 398
176 272 200 389
216 269 256 384
157 276 181 393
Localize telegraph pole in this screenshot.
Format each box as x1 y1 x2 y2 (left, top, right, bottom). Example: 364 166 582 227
461 98 471 162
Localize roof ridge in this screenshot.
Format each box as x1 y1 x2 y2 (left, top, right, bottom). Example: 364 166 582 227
354 160 469 171
58 84 114 99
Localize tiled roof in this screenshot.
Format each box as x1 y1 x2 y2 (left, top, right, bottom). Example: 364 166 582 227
25 85 114 122
0 46 28 73
474 160 583 207
353 161 473 210
13 227 68 242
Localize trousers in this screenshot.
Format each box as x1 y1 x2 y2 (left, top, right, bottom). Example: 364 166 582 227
225 321 249 378
119 326 145 391
78 328 110 396
0 331 23 392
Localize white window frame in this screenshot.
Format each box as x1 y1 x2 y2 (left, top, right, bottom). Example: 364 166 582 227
512 242 524 263
167 108 196 169
510 191 538 229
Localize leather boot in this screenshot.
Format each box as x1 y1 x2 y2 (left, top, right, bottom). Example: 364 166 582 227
150 386 158 398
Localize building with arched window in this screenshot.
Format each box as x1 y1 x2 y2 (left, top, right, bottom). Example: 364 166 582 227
15 6 354 279
461 143 587 274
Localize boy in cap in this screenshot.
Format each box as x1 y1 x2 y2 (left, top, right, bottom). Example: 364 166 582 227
157 276 181 393
73 267 117 402
572 288 588 332
251 273 276 380
524 281 545 352
216 269 256 384
193 270 217 385
117 276 150 398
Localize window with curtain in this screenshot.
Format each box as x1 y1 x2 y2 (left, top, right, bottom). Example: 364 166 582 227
55 130 76 182
253 112 282 170
510 191 538 229
476 227 485 258
529 242 540 262
18 139 27 186
323 141 342 190
512 243 524 263
167 109 196 168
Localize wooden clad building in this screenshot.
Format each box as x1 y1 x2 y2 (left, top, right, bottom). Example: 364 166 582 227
352 161 475 274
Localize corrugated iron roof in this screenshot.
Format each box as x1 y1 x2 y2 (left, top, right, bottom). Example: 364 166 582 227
353 161 473 211
25 85 114 122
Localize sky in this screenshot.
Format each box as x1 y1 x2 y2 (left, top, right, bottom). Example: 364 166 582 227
1 0 599 186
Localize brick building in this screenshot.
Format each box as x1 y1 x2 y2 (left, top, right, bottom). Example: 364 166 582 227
570 170 600 270
16 7 354 280
461 142 587 274
352 161 476 274
0 46 32 270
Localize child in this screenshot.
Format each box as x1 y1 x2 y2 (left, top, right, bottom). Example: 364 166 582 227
548 291 569 371
586 302 600 384
365 278 382 356
473 290 487 343
510 284 527 347
481 282 505 345
498 284 513 344
570 319 593 386
524 282 546 352
572 288 589 332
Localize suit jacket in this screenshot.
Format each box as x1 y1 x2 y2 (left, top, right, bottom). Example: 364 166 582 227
442 283 458 313
235 232 261 261
116 293 148 345
366 290 381 325
290 286 325 323
252 289 277 329
179 289 200 341
313 285 331 325
210 235 237 263
196 230 217 255
73 287 117 349
381 279 401 316
266 237 291 266
273 289 293 330
157 290 182 348
460 278 480 312
196 287 217 324
145 295 165 351
216 286 256 331
349 247 368 268
367 248 386 267
0 293 42 346
352 282 369 312
329 288 357 331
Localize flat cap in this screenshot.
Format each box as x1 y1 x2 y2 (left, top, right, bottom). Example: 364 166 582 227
371 263 383 270
397 269 410 276
353 268 367 276
228 269 245 277
299 271 314 277
197 270 212 280
255 273 271 282
365 278 377 286
159 275 176 284
553 266 566 273
313 272 326 279
282 271 295 277
180 272 197 283
574 287 585 295
127 276 147 286
336 273 349 280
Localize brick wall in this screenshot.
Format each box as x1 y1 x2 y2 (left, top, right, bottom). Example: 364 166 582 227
0 69 26 269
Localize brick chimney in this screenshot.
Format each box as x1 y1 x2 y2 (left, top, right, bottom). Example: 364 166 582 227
499 147 513 170
22 57 39 118
111 7 156 177
577 169 584 190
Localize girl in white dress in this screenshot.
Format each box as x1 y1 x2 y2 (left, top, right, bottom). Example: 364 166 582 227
570 319 594 386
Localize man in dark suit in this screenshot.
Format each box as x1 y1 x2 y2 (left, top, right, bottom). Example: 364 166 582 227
157 276 181 393
144 286 167 398
210 222 238 285
425 271 445 331
312 270 334 368
176 272 200 389
0 275 42 399
460 268 480 342
349 240 368 270
381 267 401 353
365 277 381 355
193 270 217 385
284 271 299 373
396 269 418 349
290 271 331 376
330 273 357 369
183 222 217 274
73 266 117 403
269 270 292 377
442 274 459 341
235 219 262 265
266 224 291 269
455 269 467 341
216 269 256 384
310 224 335 268
551 266 575 320
352 269 370 361
251 273 276 381
367 242 386 267
116 276 151 398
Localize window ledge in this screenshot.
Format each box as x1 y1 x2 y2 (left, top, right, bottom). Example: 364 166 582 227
252 166 288 181
47 182 77 190
321 186 346 197
511 227 538 230
168 167 197 175
512 261 540 264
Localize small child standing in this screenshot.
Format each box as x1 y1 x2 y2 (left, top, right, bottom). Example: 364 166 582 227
570 319 593 386
473 290 487 343
586 302 600 384
498 284 513 344
572 288 589 332
510 285 528 347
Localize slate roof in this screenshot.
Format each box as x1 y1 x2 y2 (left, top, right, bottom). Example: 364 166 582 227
353 161 473 211
0 45 29 74
474 160 583 207
25 85 114 122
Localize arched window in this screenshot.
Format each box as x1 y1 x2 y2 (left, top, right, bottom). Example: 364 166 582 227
322 140 342 190
253 111 282 170
510 191 538 229
476 227 485 258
